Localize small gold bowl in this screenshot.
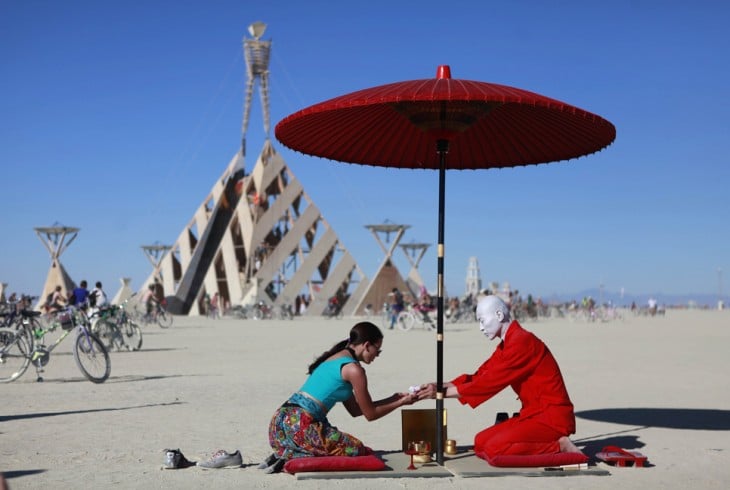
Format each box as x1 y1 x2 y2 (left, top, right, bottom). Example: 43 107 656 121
407 441 432 463
413 453 432 463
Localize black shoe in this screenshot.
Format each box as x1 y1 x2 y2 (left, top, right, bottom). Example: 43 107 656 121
262 457 286 474
163 448 196 469
257 453 278 469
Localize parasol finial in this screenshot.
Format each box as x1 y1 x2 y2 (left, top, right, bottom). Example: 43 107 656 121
436 65 451 79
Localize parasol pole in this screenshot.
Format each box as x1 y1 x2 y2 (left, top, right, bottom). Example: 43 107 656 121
435 138 448 465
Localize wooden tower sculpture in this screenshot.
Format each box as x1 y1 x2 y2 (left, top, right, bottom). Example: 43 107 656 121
400 241 431 297
111 277 134 305
348 222 412 316
34 224 78 309
142 22 366 316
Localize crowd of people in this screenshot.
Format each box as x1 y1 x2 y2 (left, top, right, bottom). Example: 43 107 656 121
40 280 109 314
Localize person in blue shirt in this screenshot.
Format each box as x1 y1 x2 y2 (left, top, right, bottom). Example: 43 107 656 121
69 280 90 307
389 288 404 329
261 321 418 473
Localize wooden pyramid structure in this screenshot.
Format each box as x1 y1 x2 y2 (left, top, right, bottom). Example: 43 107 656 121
140 23 367 316
34 225 78 310
348 223 413 316
400 241 431 297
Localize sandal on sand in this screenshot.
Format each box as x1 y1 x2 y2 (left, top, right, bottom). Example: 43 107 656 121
595 446 648 467
163 448 196 469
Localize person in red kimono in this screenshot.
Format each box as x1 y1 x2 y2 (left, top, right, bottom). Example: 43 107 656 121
418 295 583 459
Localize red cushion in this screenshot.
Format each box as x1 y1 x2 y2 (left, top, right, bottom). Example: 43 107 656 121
478 451 589 468
283 454 386 474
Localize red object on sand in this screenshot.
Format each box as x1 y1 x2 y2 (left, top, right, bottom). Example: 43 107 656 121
595 446 648 467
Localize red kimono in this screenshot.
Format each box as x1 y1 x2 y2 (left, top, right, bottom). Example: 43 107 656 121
451 321 575 458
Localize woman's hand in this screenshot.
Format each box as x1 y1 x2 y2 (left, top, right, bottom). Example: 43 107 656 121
389 392 417 406
416 383 437 400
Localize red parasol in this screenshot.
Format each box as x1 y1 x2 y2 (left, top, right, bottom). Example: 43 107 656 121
275 65 615 463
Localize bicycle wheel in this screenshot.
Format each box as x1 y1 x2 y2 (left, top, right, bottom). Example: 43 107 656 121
73 331 111 383
424 313 437 331
0 327 31 383
21 316 44 350
396 311 414 331
157 310 173 328
124 321 143 351
381 307 390 328
92 319 119 350
132 303 146 323
252 307 263 320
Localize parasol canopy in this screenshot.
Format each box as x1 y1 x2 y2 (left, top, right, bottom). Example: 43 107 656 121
276 65 615 169
275 65 615 464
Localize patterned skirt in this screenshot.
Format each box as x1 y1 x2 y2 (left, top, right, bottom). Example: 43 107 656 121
268 404 369 460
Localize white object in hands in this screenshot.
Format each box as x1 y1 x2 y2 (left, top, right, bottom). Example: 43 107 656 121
408 385 421 395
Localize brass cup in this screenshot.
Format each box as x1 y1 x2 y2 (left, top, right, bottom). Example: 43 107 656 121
445 439 457 455
408 441 432 463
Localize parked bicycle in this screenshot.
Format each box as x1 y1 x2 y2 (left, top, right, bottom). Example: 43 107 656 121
323 297 343 319
1 295 43 350
445 302 475 323
227 304 250 319
396 304 436 331
380 302 391 328
0 304 111 383
277 303 294 320
250 300 274 320
90 302 143 351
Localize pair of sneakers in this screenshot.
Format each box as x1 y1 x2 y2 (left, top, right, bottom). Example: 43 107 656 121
163 448 242 469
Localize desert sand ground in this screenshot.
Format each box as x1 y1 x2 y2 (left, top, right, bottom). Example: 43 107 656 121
2 308 729 489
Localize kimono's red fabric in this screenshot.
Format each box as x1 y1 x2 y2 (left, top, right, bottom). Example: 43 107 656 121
451 321 576 457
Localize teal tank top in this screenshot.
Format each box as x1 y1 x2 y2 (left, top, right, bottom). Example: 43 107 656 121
299 356 357 412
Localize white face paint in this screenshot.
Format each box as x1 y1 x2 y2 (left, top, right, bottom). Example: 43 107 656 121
476 296 507 340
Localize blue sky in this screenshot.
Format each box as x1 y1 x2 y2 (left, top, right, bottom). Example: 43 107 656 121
1 1 728 302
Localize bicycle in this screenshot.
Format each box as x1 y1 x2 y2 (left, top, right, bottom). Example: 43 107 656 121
396 304 436 331
380 302 391 328
90 303 143 351
137 299 173 328
381 302 408 329
227 304 250 319
276 303 294 320
0 305 111 383
117 298 144 348
322 299 343 319
1 295 44 351
250 300 274 320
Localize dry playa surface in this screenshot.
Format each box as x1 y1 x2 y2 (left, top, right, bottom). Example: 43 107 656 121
2 309 729 489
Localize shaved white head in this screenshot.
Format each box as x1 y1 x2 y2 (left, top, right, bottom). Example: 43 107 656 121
475 295 511 340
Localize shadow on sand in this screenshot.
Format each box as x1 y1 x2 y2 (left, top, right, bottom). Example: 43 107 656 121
3 469 46 480
576 407 730 431
0 401 184 423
